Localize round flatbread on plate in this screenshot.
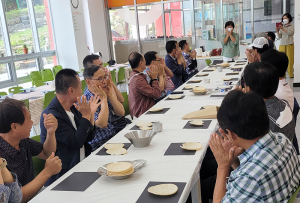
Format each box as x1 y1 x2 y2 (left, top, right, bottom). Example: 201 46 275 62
148 184 178 196
168 95 182 100
106 148 127 155
149 107 164 112
106 162 132 173
104 143 124 150
222 78 231 81
181 142 202 150
184 85 195 89
136 121 152 127
190 79 202 82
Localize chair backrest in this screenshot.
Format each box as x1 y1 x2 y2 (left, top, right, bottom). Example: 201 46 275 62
52 65 63 76
22 99 29 110
81 80 87 94
8 86 23 94
205 59 212 66
103 63 109 68
110 69 117 84
118 67 126 83
34 80 45 87
30 71 42 81
121 92 130 116
41 69 54 82
0 91 7 96
31 135 45 177
44 91 56 109
288 186 300 203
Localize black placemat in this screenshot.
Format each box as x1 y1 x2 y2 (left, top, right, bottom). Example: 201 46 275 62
146 108 170 115
170 91 184 94
226 72 239 75
51 172 100 192
96 143 132 156
187 80 202 84
235 61 247 63
165 95 185 100
202 70 214 72
195 74 208 77
183 120 212 130
223 78 238 81
18 92 31 94
164 143 196 155
182 86 198 90
211 60 223 65
210 95 226 98
136 181 187 203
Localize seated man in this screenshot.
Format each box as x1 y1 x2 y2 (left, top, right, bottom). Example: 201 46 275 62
83 65 126 151
210 90 300 202
41 69 100 186
83 54 124 103
179 40 199 78
245 37 269 63
143 51 174 99
165 40 187 89
128 52 161 118
243 61 295 141
261 49 294 110
0 98 62 202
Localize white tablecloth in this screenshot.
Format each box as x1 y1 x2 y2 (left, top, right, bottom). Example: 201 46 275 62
29 60 246 203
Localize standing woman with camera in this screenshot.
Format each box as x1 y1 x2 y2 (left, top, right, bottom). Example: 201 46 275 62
276 13 294 78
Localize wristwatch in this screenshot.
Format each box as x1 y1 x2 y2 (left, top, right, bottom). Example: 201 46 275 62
0 158 7 169
151 78 158 81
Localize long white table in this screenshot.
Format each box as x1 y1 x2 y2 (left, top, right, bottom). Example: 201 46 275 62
29 61 246 203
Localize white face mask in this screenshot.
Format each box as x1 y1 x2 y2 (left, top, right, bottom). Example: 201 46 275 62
283 19 289 24
227 28 233 32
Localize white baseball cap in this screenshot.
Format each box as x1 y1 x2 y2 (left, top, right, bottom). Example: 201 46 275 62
248 37 269 49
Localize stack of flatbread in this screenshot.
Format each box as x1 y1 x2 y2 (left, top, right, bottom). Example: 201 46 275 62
220 63 230 67
136 121 153 130
106 162 134 177
182 105 219 119
193 87 206 93
104 143 127 155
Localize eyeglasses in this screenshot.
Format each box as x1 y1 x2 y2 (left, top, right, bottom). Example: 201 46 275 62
90 75 109 83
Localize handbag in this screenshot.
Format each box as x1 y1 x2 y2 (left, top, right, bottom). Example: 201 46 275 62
111 115 132 134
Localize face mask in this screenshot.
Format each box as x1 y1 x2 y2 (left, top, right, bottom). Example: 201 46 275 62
227 28 233 32
283 19 289 24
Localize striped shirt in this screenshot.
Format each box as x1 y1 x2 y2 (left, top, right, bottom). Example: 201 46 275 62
222 131 300 202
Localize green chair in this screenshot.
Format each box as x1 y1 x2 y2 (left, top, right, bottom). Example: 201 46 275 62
52 65 63 76
34 80 45 87
8 86 23 94
121 92 130 116
110 69 117 84
41 69 54 82
43 91 56 109
103 63 109 68
117 67 126 84
81 80 87 94
288 186 300 203
30 71 42 86
0 91 7 96
22 99 29 109
31 135 45 177
205 59 212 66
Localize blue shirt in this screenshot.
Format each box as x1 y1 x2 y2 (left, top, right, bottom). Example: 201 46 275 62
222 131 300 202
165 54 185 89
83 88 115 149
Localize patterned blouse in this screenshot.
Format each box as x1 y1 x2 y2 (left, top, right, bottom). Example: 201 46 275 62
220 32 240 58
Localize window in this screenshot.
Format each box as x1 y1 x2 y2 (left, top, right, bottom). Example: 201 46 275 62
33 0 55 51
0 63 11 82
3 0 35 55
42 56 57 69
15 59 38 78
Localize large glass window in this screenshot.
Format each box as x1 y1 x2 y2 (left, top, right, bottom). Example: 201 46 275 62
3 0 35 55
0 63 11 82
42 56 57 69
15 59 38 78
33 0 55 51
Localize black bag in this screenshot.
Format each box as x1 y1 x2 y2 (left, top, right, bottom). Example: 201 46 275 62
111 115 131 134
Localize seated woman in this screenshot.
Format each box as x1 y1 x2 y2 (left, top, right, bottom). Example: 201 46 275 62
0 158 23 203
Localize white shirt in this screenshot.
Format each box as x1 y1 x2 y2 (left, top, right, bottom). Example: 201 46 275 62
275 79 294 110
65 110 85 161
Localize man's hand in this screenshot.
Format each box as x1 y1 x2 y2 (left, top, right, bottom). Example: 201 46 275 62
73 95 91 120
89 95 102 114
209 133 236 169
147 65 158 80
158 64 164 76
91 84 107 101
191 50 197 58
104 68 112 80
219 129 244 158
234 85 246 93
175 48 182 60
44 152 62 176
105 79 114 98
43 113 58 135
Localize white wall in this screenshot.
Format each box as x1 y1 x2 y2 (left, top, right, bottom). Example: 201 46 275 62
294 1 300 84
82 0 111 63
49 0 88 71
